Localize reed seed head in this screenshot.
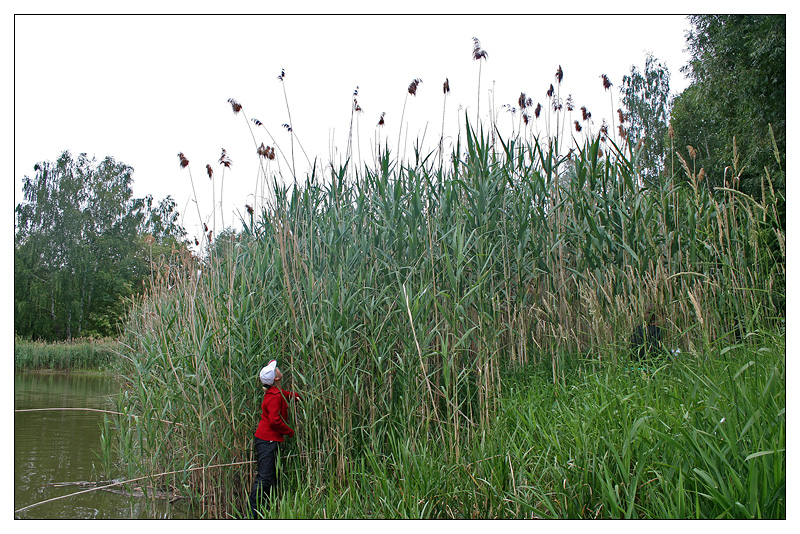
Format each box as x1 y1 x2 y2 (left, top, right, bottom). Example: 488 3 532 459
617 108 625 124
472 37 488 61
556 65 563 83
257 143 275 160
669 122 674 140
687 145 697 160
227 98 242 114
581 106 591 121
698 168 705 181
377 112 385 127
194 237 199 246
219 148 232 169
534 103 542 118
206 164 213 179
601 74 612 90
178 152 189 169
574 120 582 132
443 78 450 94
252 118 263 127
408 78 422 96
676 151 691 177
278 68 285 81
566 94 574 112
246 204 253 215
546 84 554 98
282 123 293 132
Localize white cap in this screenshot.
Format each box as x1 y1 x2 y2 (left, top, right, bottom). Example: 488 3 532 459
259 360 277 385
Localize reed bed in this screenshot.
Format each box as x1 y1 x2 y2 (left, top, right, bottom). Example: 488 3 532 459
107 89 784 517
14 337 117 372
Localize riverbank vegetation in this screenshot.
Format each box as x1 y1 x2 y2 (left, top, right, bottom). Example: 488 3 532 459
96 18 784 519
14 337 119 372
268 333 784 519
105 114 784 517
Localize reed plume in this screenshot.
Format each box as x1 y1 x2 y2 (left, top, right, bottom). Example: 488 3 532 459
177 152 204 245
277 68 297 180
217 148 232 231
398 78 422 158
441 78 451 168
472 37 488 122
601 75 616 141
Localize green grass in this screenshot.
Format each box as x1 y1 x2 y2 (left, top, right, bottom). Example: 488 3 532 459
14 337 118 372
234 331 783 519
499 333 785 519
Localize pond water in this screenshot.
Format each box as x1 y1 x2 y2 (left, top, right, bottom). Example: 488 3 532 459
14 372 192 519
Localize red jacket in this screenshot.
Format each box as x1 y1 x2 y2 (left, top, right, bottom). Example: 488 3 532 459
254 386 300 442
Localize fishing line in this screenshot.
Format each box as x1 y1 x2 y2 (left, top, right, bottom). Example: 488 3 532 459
15 460 256 514
15 407 184 426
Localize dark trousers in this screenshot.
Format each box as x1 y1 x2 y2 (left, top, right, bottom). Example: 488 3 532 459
631 324 664 361
248 438 279 518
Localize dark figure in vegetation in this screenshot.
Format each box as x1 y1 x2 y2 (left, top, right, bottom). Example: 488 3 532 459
631 306 665 362
249 359 300 518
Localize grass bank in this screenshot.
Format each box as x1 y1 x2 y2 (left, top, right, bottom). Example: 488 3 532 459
263 330 784 518
14 337 118 372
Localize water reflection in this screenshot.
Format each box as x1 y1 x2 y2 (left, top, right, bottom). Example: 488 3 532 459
14 373 192 519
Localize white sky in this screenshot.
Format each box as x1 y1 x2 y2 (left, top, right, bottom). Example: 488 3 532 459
12 11 697 242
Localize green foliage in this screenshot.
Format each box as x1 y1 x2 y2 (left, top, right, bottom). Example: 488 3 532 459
14 150 187 341
14 337 117 371
108 120 784 518
669 15 785 205
500 332 785 519
136 194 187 242
244 333 786 519
620 53 671 187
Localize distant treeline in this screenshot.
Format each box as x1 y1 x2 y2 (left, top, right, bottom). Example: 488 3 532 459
14 337 118 371
14 151 188 341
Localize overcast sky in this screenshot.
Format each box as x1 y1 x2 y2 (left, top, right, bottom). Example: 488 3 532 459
13 13 696 243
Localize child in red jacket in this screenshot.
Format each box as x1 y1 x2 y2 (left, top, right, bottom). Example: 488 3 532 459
248 360 300 518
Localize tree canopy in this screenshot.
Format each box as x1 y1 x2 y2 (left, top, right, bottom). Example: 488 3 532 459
620 52 671 187
15 150 187 340
669 15 785 202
